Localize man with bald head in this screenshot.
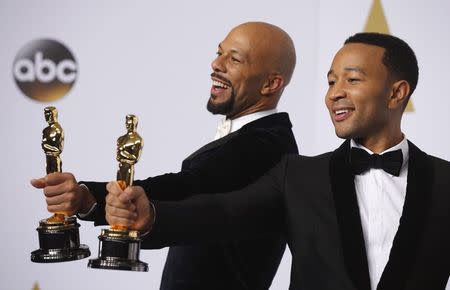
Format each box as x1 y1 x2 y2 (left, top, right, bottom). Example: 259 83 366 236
207 22 296 119
31 22 298 289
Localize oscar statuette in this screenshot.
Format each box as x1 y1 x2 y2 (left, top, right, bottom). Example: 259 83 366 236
88 114 148 271
31 106 90 263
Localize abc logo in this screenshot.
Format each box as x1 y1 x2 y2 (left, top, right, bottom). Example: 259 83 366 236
13 39 77 102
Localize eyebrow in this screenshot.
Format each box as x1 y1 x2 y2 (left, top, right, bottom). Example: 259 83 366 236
327 66 366 77
218 44 244 56
344 66 367 75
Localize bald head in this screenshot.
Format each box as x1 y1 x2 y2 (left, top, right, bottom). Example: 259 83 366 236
230 22 297 87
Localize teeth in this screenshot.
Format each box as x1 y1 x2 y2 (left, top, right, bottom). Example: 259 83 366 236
335 109 349 115
213 80 230 89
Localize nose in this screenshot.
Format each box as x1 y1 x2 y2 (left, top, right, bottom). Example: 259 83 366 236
327 82 346 102
211 54 226 73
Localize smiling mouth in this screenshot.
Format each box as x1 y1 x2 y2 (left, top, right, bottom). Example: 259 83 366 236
212 79 230 89
335 109 350 115
333 109 354 121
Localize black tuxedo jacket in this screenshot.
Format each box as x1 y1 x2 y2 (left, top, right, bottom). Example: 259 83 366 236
82 112 298 290
145 140 450 290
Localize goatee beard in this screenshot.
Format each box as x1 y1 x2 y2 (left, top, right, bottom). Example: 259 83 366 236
207 90 235 115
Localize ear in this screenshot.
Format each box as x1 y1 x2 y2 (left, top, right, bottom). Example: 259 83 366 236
388 80 410 109
261 74 284 95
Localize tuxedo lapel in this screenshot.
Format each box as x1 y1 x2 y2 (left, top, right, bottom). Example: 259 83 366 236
377 142 432 290
184 131 238 161
184 113 292 162
329 140 371 290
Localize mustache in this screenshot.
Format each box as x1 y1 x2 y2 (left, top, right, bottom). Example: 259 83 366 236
210 73 232 87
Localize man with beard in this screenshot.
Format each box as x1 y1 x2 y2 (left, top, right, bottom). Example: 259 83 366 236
31 22 298 290
105 33 450 289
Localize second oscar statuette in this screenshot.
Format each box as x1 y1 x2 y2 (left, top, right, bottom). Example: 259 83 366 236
88 114 148 271
31 106 90 263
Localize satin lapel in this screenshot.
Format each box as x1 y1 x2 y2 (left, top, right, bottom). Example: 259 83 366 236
377 142 432 290
184 131 238 161
185 113 291 162
330 140 371 290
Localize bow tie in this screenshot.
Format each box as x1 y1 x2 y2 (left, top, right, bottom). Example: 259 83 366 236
350 147 403 176
214 118 232 140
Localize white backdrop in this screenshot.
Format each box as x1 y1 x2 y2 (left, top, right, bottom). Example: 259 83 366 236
1 1 449 289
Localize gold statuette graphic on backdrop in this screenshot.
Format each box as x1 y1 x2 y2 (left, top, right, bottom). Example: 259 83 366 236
364 0 414 112
31 106 90 263
88 114 148 271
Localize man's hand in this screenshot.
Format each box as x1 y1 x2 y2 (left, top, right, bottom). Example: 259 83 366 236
105 182 154 232
30 172 96 216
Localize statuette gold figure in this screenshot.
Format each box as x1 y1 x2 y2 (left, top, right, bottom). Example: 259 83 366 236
88 114 148 271
42 107 65 222
116 114 143 186
31 106 90 263
42 106 64 174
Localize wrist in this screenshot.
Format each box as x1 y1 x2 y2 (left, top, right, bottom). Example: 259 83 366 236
78 184 96 214
141 201 156 234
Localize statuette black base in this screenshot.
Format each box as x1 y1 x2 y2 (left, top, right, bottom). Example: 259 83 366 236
88 228 148 272
31 216 90 263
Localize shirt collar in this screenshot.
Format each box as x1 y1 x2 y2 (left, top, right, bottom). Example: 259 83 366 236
214 109 278 140
229 109 278 133
350 136 409 171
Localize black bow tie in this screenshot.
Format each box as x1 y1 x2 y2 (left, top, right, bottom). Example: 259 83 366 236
350 147 403 176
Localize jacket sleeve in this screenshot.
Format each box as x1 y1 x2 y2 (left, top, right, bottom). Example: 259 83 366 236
76 181 109 225
80 128 296 225
135 128 297 201
141 157 289 249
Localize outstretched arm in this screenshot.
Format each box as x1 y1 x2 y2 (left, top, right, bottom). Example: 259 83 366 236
105 159 288 249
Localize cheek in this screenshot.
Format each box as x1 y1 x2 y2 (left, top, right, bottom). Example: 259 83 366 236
228 72 244 89
354 98 385 126
324 95 336 115
324 94 332 108
234 77 254 94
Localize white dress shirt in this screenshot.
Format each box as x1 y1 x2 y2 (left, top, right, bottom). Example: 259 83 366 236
351 137 409 290
213 109 278 140
352 138 450 289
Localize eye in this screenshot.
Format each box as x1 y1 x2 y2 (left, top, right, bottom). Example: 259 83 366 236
327 80 335 86
216 51 222 56
231 57 241 63
348 78 360 83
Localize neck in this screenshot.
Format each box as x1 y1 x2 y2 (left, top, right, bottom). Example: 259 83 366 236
355 132 404 153
353 117 404 153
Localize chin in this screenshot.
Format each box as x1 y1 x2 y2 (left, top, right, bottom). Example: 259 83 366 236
334 128 352 140
207 95 234 115
207 101 230 115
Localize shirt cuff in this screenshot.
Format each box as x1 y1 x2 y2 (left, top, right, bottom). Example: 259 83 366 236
140 202 156 237
76 183 97 218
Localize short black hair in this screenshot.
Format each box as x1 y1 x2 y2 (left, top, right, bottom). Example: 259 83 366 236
344 32 419 98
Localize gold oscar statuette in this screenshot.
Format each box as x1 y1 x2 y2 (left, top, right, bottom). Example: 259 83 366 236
31 106 90 263
88 114 148 271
